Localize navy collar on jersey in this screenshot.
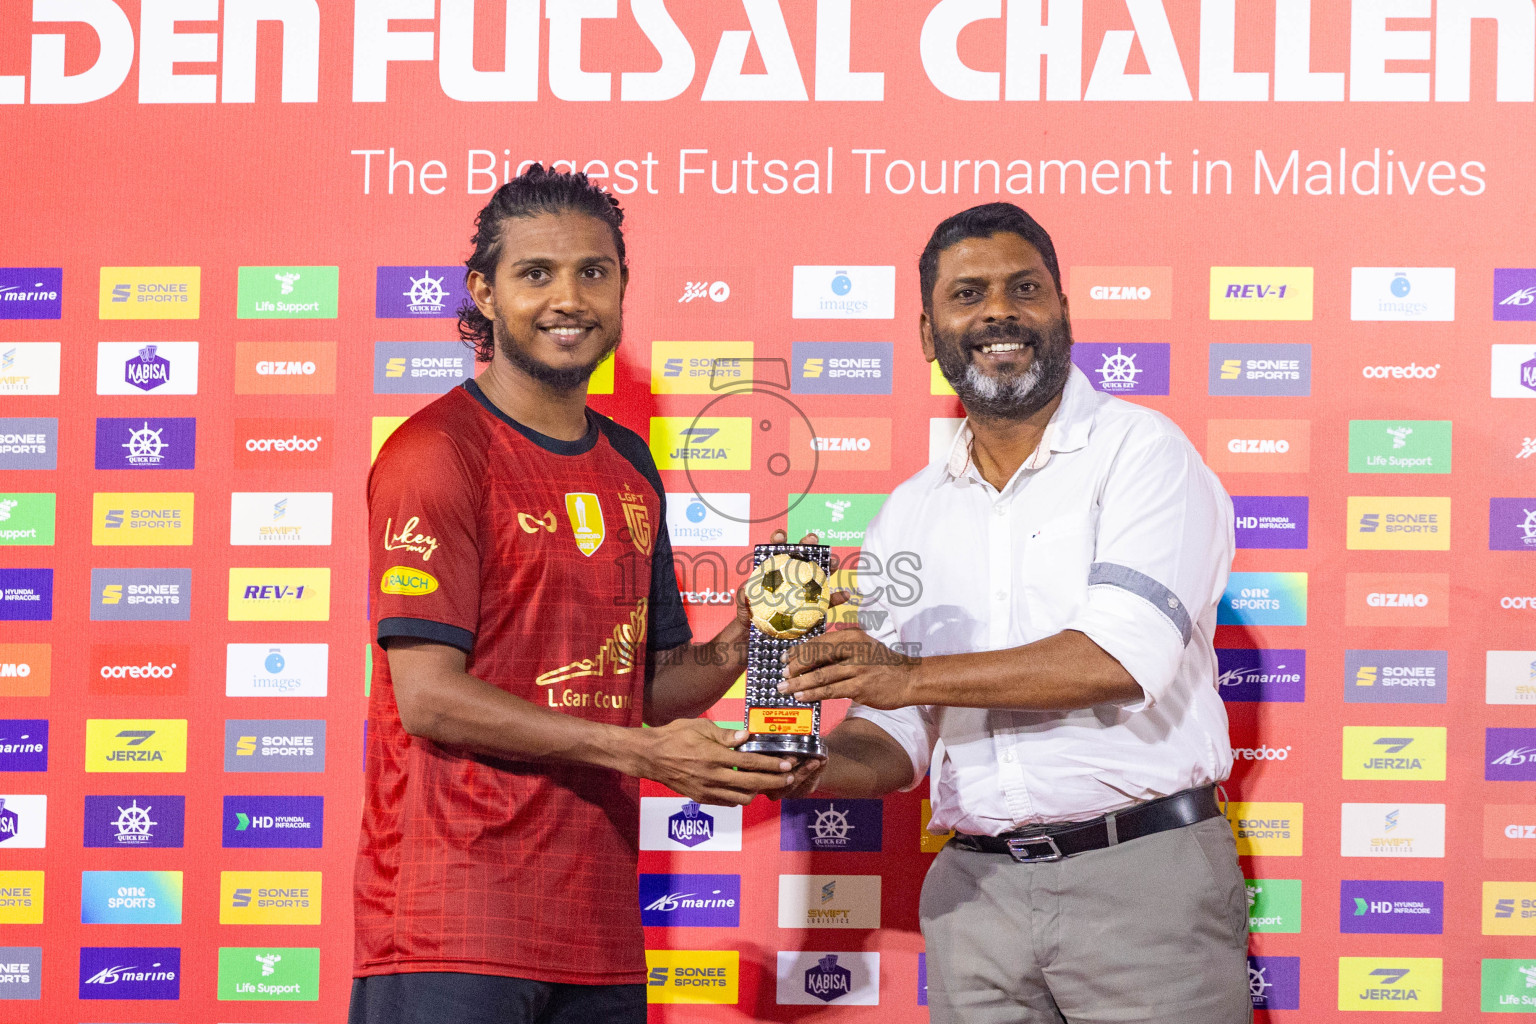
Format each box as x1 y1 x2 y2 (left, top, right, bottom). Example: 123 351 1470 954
463 377 600 456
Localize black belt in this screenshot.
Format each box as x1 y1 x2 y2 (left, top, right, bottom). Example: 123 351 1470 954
949 785 1222 863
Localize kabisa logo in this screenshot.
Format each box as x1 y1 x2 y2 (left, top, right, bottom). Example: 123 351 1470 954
80 870 184 925
776 951 879 1006
94 418 196 471
219 871 322 925
1215 649 1305 703
0 418 57 471
91 492 194 547
780 798 883 851
235 342 336 394
1494 269 1536 322
1340 880 1444 935
651 342 754 394
1068 266 1172 319
644 950 739 1005
1482 958 1536 1012
224 720 327 774
1225 801 1303 857
665 492 750 547
83 795 185 848
1348 420 1452 474
649 417 751 471
1341 803 1446 858
1346 573 1449 627
639 874 740 927
1232 496 1308 550
78 946 181 1000
805 954 853 1003
1482 882 1536 935
0 568 52 622
216 946 320 1002
223 795 324 849
0 871 42 924
96 342 198 396
83 719 188 773
1490 345 1536 398
1247 956 1300 1010
1490 498 1536 551
640 797 742 851
98 266 199 320
225 643 327 698
1345 650 1447 705
1208 267 1314 320
0 721 47 773
234 418 331 469
1244 878 1301 933
0 268 61 319
1208 343 1311 397
1361 361 1440 379
227 568 331 622
790 342 894 395
0 946 41 1000
374 342 471 394
0 342 61 395
237 266 338 319
0 796 44 848
1342 727 1446 781
791 266 895 319
1338 958 1443 1011
1350 267 1455 321
91 568 190 622
376 266 470 318
1218 572 1307 627
1488 728 1536 782
1070 342 1170 396
668 801 715 848
1347 497 1450 551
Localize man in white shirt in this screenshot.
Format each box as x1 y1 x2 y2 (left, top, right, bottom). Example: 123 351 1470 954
778 203 1249 1024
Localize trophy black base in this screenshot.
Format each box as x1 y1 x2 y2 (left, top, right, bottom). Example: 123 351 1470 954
738 733 827 759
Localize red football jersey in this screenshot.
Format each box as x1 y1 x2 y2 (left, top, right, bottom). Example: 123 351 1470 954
355 379 691 985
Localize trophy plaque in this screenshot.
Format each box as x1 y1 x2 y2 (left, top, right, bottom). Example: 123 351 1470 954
738 542 833 759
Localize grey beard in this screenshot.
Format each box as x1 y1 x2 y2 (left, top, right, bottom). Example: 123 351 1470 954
941 330 1073 421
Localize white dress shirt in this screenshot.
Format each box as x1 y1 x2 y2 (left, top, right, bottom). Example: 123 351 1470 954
847 365 1236 834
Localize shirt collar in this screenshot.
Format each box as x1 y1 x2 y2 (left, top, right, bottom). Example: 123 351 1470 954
939 364 1098 487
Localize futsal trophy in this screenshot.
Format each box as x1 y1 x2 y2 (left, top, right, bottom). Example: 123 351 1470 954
737 542 833 759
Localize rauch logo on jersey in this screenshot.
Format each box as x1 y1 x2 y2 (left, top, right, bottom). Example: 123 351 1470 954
639 874 740 927
0 644 49 697
0 268 61 319
1494 268 1536 321
1491 345 1536 398
1208 343 1311 397
374 342 472 394
1348 420 1451 474
80 870 183 925
1233 496 1308 549
91 568 190 622
83 795 184 848
1068 266 1172 319
1490 498 1536 551
644 950 739 1005
791 266 895 319
78 946 180 1000
234 342 337 394
234 418 332 469
1345 573 1449 628
651 342 754 394
224 720 327 773
237 266 338 318
1347 497 1450 551
0 343 60 394
377 266 471 318
1351 267 1455 321
0 871 42 923
0 722 46 773
1341 880 1443 934
0 418 56 471
0 494 54 548
791 342 894 395
1208 267 1313 320
1071 343 1170 395
640 798 742 851
1345 650 1447 705
1244 878 1301 933
776 951 879 1006
1488 728 1536 781
1481 958 1536 1012
217 946 321 1001
89 643 188 697
1337 957 1442 1011
226 643 327 698
1218 573 1307 627
0 569 51 622
1248 956 1300 1011
227 568 331 622
223 795 324 849
1341 803 1445 858
1216 649 1305 702
0 947 41 1000
781 798 883 851
94 418 196 471
98 266 199 319
83 720 187 773
0 795 45 847
92 492 194 546
96 342 198 395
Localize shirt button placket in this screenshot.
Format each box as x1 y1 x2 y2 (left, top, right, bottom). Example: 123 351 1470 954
988 499 1011 651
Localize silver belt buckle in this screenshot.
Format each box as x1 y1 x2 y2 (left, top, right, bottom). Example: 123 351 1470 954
1005 834 1064 863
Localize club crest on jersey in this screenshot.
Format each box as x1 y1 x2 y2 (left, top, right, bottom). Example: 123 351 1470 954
565 493 605 557
619 488 653 556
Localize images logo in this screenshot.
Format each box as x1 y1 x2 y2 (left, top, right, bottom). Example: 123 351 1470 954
1208 267 1314 320
787 493 886 547
0 569 51 622
790 341 894 395
1071 342 1170 395
1247 955 1300 1011
1216 648 1305 702
235 341 337 394
1341 803 1445 858
0 795 45 848
0 342 60 394
1218 572 1307 627
230 492 333 547
1068 266 1172 319
234 418 332 469
216 946 320 1001
376 266 471 318
1482 958 1536 1012
778 874 881 929
0 495 54 548
224 720 327 774
639 874 740 927
791 266 895 319
94 418 196 471
665 493 750 548
1206 420 1311 473
95 342 198 396
1338 957 1441 1011
237 266 338 318
219 871 322 925
1343 727 1446 780
1233 496 1308 549
79 946 180 1000
84 720 187 773
1345 650 1447 705
0 644 48 697
1488 728 1536 781
1490 498 1536 551
1225 802 1303 856
1346 573 1450 627
374 342 471 394
0 947 40 1000
91 568 190 622
639 798 742 851
775 951 879 1006
0 418 56 471
644 950 739 1005
0 268 61 320
1491 345 1536 398
1341 880 1444 935
781 798 883 852
0 871 42 923
80 870 183 925
1348 420 1452 474
225 643 328 698
1347 497 1451 551
223 795 324 849
1494 269 1536 321
651 342 754 394
83 795 185 848
1208 343 1311 397
1244 878 1301 933
91 492 194 546
649 418 751 471
1351 267 1455 321
98 266 199 319
227 568 331 622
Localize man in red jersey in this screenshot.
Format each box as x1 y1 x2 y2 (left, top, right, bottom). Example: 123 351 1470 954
351 167 803 1024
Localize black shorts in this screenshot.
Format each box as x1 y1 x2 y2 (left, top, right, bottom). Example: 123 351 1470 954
348 972 646 1024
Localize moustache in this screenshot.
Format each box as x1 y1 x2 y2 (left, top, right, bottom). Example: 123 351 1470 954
962 320 1046 349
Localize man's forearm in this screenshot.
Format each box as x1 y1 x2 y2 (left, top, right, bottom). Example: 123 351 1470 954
645 619 751 724
813 718 916 798
905 630 1142 712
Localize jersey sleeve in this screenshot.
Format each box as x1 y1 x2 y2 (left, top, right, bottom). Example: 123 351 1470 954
370 423 481 654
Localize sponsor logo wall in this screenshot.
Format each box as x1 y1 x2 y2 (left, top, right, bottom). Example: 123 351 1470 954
1 14 1527 1019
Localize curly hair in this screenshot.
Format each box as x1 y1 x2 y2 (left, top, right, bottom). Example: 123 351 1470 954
457 165 628 362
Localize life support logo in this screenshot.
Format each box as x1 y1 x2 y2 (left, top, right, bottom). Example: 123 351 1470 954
380 566 438 596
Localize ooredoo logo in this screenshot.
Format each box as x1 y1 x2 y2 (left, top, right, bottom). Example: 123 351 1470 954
234 419 332 469
1361 362 1440 379
1207 421 1311 473
88 644 189 697
1346 573 1450 627
234 342 336 394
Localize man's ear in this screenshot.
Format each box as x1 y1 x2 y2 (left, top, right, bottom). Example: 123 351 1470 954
1058 289 1070 321
468 269 496 320
919 311 935 362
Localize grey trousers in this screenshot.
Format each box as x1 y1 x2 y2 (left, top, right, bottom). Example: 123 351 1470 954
919 816 1252 1024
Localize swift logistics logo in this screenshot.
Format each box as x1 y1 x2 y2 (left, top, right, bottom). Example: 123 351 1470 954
216 946 320 1001
1346 497 1450 551
1247 956 1300 1011
0 268 61 319
98 267 199 319
376 266 471 318
1208 343 1311 396
1486 650 1536 705
1484 882 1536 935
1337 957 1442 1011
1340 880 1444 934
0 569 51 621
1345 573 1450 627
0 494 54 547
374 342 471 394
644 949 739 1005
1341 803 1445 858
791 342 894 395
639 798 742 851
1216 648 1305 702
1205 420 1311 473
234 341 337 394
664 493 750 547
1233 496 1308 549
234 417 332 469
96 342 198 395
638 874 740 927
1491 345 1536 398
1490 498 1536 551
0 794 45 847
1345 650 1447 705
0 342 60 394
224 720 327 773
0 418 56 470
83 720 187 773
1494 268 1536 321
1348 420 1452 473
651 341 754 394
780 798 883 851
229 493 333 546
0 644 49 697
1071 343 1170 395
236 266 338 318
1342 727 1446 780
777 874 881 929
79 870 183 925
223 795 324 849
0 947 40 1000
791 266 895 319
649 418 752 471
1224 802 1302 857
88 643 189 697
91 492 194 546
1488 728 1536 781
1350 267 1455 321
1068 266 1172 319
78 945 180 1000
1208 267 1313 320
94 418 196 470
1244 878 1301 933
1482 958 1536 1012
0 871 42 923
1218 572 1307 626
219 871 322 925
83 795 184 848
227 568 331 621
788 494 887 546
91 568 190 622
776 951 880 1006
225 643 328 697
